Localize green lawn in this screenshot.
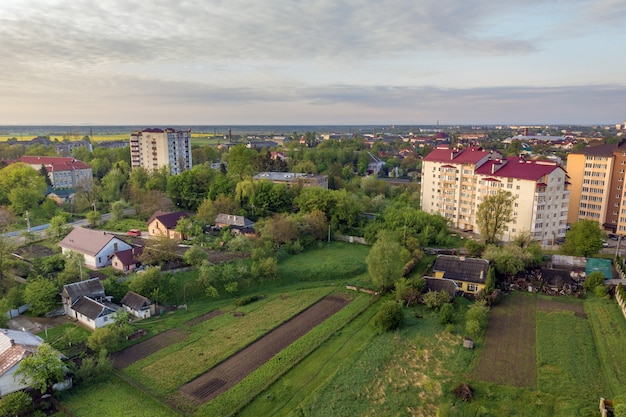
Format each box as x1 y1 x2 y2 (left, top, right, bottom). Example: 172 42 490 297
59 375 179 417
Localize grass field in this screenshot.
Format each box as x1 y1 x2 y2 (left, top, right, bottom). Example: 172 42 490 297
58 375 179 417
55 241 626 417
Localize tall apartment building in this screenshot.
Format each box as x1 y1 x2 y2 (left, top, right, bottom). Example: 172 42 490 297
421 145 569 243
129 128 192 175
566 140 626 233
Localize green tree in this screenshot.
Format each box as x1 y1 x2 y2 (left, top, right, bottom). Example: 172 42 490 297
23 277 58 316
128 266 163 298
439 303 455 325
225 145 257 180
422 290 450 310
372 300 404 333
110 200 126 222
0 162 47 213
15 342 65 394
87 325 120 353
183 245 209 267
367 231 410 291
584 271 605 291
476 190 515 244
561 219 605 257
49 214 71 239
86 209 100 227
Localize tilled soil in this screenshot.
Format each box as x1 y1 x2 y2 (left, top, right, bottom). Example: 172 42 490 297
179 295 350 403
112 329 187 369
184 309 224 326
536 298 587 318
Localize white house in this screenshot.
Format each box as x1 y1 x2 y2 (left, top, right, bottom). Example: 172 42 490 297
59 227 132 268
120 291 154 319
61 279 119 329
0 329 70 397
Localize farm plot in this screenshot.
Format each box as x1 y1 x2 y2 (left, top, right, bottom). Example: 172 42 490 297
472 294 537 387
112 329 188 369
179 295 350 403
184 309 223 326
537 297 587 318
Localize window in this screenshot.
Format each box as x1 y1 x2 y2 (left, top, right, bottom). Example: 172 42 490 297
467 284 479 292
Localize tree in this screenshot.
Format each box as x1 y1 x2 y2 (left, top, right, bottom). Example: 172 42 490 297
0 163 47 213
110 200 126 222
225 145 257 180
138 236 180 265
49 214 71 239
15 342 65 394
367 230 410 291
128 266 163 298
86 209 101 227
183 245 209 267
422 290 450 310
439 303 455 325
87 325 120 353
476 190 515 244
584 271 605 291
372 300 404 333
23 276 58 316
561 219 605 257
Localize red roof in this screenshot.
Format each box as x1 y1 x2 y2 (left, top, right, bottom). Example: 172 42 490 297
475 157 562 181
113 247 143 266
148 211 189 229
423 146 493 164
18 156 91 171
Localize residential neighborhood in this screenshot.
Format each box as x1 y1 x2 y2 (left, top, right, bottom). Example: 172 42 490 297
1 123 626 417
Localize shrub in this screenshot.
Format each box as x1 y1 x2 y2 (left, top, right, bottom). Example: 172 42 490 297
615 403 626 417
372 300 404 333
465 300 490 336
439 303 455 325
584 271 605 291
0 391 32 416
422 290 450 310
594 285 609 298
234 295 263 307
466 319 482 337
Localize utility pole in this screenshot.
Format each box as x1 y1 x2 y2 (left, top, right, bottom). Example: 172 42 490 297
25 210 31 232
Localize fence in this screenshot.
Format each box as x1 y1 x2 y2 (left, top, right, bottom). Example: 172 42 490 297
334 234 368 245
4 304 29 318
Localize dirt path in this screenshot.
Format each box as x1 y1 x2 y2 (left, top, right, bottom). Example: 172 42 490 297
179 295 350 403
184 310 223 326
112 329 187 369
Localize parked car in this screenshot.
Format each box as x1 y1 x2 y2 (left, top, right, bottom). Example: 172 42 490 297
127 229 142 237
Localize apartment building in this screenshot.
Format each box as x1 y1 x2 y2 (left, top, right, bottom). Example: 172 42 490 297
421 145 569 243
17 156 93 190
129 128 192 174
566 140 626 233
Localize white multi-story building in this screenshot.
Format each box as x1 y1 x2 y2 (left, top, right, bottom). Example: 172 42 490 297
421 145 570 243
17 156 93 190
129 128 192 174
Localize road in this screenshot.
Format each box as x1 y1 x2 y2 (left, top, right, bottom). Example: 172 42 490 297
2 208 134 245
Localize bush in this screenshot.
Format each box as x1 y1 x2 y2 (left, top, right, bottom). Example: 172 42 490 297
465 300 490 336
422 290 450 310
372 300 404 333
234 295 263 307
466 319 482 337
0 391 32 416
594 285 609 298
439 303 455 325
584 271 605 291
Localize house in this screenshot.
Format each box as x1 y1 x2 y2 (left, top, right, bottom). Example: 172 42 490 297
111 247 143 273
367 152 385 175
0 329 71 397
431 255 489 295
61 278 119 329
214 213 254 229
424 277 458 299
70 297 120 330
120 291 154 319
59 227 132 269
147 211 189 240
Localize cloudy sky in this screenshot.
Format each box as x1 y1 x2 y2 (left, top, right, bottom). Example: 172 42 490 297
1 0 625 125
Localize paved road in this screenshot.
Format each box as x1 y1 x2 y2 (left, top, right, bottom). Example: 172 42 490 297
2 208 134 245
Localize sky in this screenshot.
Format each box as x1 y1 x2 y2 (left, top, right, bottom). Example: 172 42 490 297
1 0 625 126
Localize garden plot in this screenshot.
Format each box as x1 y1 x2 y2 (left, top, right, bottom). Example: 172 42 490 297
472 294 537 387
179 295 350 403
112 329 188 369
